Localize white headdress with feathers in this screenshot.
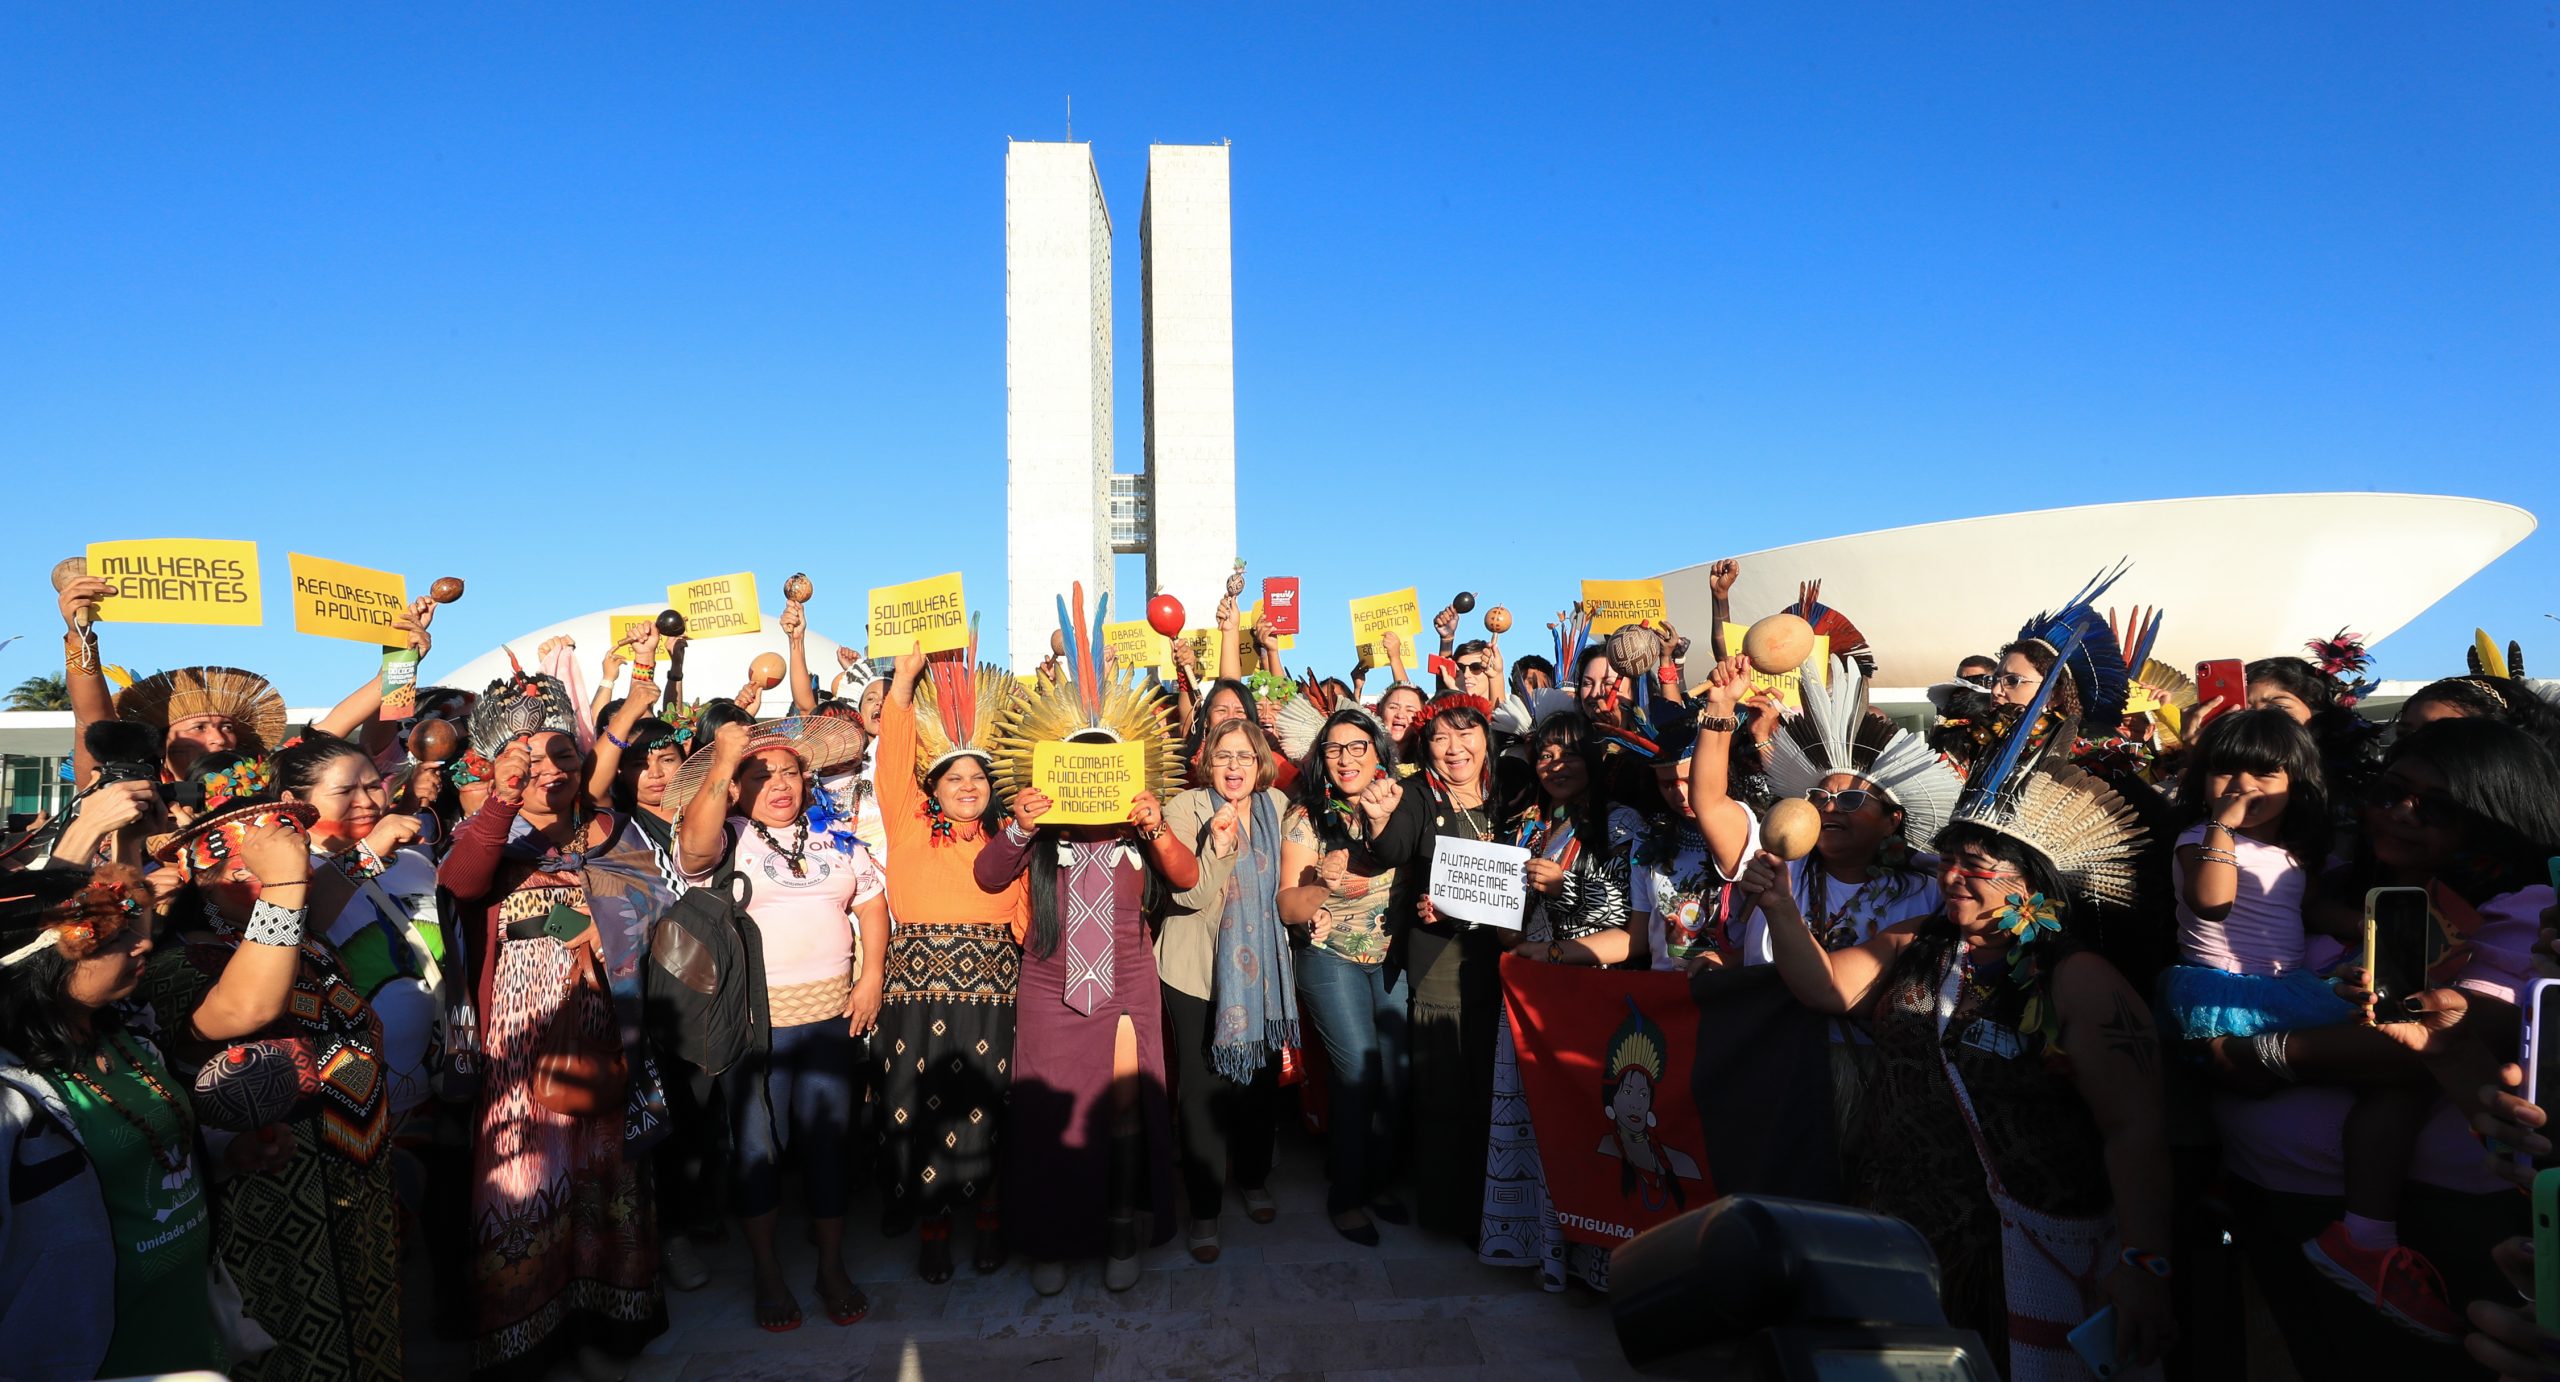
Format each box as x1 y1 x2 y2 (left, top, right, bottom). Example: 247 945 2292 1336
1765 656 1963 844
1949 624 2146 908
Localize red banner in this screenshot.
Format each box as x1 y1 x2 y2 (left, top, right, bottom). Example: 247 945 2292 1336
1500 953 1716 1247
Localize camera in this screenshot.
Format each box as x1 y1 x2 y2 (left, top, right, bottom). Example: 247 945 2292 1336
90 757 204 808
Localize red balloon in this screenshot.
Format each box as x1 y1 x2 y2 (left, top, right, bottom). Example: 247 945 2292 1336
1146 593 1186 637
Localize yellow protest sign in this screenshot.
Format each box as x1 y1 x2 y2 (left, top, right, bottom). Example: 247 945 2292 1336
1581 579 1666 634
288 553 409 645
86 539 262 627
1720 623 1831 709
867 571 969 658
1349 587 1422 659
1099 620 1159 677
668 571 761 639
1033 741 1145 825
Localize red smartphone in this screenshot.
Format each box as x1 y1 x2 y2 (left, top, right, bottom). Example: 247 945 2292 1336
2194 659 2246 722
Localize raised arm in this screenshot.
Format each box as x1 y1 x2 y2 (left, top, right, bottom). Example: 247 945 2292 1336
438 746 527 899
1706 559 1738 661
659 635 688 712
314 597 436 739
184 822 316 1042
784 604 817 715
59 576 117 786
585 639 661 808
676 722 748 876
1215 594 1242 681
1685 655 1759 876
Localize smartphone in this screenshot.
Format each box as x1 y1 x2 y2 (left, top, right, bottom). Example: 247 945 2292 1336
2538 1169 2560 1335
2364 886 2436 1022
2527 979 2560 1176
2194 659 2247 720
2066 1305 2121 1380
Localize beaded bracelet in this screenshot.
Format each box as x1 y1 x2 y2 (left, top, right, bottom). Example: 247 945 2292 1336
245 899 307 949
602 728 632 750
2194 848 2241 867
2120 1248 2172 1279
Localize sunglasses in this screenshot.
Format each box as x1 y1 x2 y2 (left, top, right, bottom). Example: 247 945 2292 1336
1455 661 1490 675
1805 788 1874 813
2366 782 2469 830
1990 673 2041 692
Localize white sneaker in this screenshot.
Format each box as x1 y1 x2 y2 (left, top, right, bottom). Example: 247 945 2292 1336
1031 1259 1069 1296
1105 1252 1141 1292
1187 1218 1221 1264
661 1233 711 1292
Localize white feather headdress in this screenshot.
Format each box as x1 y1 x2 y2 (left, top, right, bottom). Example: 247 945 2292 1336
1949 624 2146 907
1765 656 1962 844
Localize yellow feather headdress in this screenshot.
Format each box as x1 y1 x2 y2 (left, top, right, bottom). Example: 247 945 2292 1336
987 582 1181 801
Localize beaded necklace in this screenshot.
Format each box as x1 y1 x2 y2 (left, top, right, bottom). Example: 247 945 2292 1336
54 1030 192 1175
752 818 812 877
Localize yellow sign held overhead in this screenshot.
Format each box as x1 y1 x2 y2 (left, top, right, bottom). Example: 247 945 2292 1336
288 553 409 645
1720 623 1831 709
1348 587 1422 657
669 571 761 639
1033 741 1146 825
86 539 262 627
1099 620 1159 677
1580 579 1666 634
868 571 969 658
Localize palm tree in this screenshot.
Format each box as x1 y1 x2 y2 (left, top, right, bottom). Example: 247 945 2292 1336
6 675 70 711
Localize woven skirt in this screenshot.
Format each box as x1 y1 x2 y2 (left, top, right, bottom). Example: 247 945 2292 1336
876 921 1020 1217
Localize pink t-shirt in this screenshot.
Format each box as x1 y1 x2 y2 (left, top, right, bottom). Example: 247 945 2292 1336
2174 823 2312 976
2216 883 2558 1196
687 817 886 989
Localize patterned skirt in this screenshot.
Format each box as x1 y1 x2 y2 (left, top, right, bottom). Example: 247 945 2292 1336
876 920 1021 1218
1477 1004 1611 1293
471 935 665 1378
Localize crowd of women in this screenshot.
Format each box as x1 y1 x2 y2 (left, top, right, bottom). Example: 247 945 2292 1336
7 557 2560 1382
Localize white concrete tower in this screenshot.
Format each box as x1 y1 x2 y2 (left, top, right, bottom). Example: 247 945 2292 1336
1139 143 1237 627
1005 139 1115 669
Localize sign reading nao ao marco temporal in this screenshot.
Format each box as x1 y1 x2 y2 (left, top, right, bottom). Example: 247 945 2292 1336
868 572 969 659
668 571 761 638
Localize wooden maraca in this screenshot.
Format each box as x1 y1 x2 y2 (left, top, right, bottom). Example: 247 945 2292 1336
428 576 466 604
1483 605 1514 635
784 572 813 605
1743 612 1816 675
1451 591 1477 616
50 557 93 629
1763 797 1823 861
408 716 461 765
748 652 786 689
656 609 688 639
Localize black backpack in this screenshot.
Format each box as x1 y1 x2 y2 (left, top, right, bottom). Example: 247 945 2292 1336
644 867 770 1077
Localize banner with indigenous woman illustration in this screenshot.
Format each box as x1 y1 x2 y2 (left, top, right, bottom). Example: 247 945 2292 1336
1498 955 1716 1246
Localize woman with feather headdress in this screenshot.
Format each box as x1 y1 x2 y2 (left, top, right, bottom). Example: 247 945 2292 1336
872 634 1028 1285
974 587 1198 1296
1739 621 2176 1380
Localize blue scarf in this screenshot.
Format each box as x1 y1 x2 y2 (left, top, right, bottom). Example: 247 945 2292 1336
1210 790 1298 1082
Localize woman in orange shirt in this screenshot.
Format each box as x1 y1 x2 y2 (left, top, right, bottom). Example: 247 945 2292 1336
873 642 1028 1284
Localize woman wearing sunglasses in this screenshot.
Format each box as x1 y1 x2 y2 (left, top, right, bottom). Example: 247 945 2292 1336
2206 717 2560 1376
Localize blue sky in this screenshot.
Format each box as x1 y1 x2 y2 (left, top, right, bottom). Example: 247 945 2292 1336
4 5 2553 699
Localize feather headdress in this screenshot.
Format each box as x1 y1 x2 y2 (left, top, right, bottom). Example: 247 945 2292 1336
1949 623 2146 908
1764 656 1963 844
912 615 1016 783
467 651 579 761
989 584 1180 801
1553 606 1594 686
1489 687 1577 744
1794 586 1876 677
1273 671 1377 763
115 665 288 756
2015 563 2133 728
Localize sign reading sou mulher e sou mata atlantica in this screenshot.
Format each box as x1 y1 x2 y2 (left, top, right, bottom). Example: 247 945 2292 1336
668 571 761 638
1580 578 1666 635
287 553 409 645
86 539 263 626
867 571 969 659
1032 741 1145 825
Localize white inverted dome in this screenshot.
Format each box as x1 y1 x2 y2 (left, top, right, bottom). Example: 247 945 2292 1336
1657 493 2535 689
439 607 862 716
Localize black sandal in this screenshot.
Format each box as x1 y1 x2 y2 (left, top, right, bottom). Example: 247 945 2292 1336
918 1218 955 1285
973 1209 1007 1275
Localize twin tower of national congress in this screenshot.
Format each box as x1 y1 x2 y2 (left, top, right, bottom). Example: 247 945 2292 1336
1005 140 1235 670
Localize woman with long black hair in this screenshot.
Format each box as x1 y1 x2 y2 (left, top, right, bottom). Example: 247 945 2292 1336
1279 704 1429 1245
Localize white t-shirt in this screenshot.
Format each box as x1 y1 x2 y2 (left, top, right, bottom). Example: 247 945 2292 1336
688 818 886 989
1645 804 1760 970
1738 855 1943 966
321 845 445 1117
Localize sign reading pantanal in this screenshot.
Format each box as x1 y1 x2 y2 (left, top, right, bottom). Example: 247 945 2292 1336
1032 741 1145 825
86 539 263 626
289 553 409 645
668 571 762 639
868 571 969 659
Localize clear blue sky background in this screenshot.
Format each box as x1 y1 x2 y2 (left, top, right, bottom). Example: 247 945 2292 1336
4 5 2553 700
